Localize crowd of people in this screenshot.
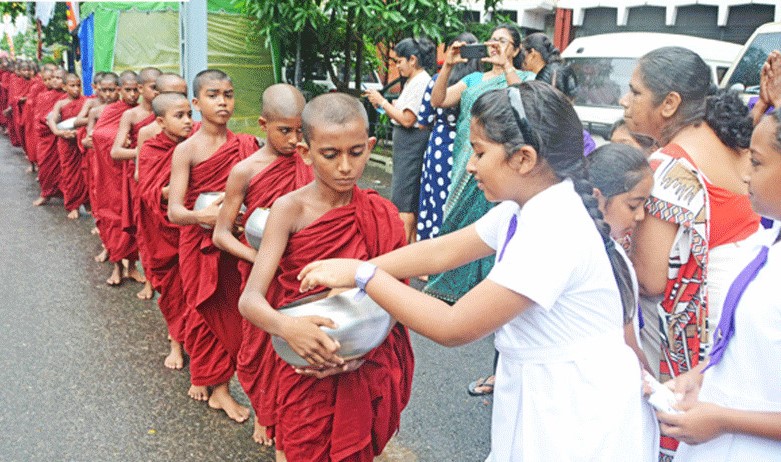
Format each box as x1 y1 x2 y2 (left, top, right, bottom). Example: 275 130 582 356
1 23 780 462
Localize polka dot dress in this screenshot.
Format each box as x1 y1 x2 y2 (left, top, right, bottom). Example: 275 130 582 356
416 74 457 241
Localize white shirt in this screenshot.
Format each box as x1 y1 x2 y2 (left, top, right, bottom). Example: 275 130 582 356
675 231 781 461
391 70 430 128
475 180 625 351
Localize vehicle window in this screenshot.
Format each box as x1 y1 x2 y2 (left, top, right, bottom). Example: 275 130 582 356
568 57 635 107
726 32 780 92
716 66 728 84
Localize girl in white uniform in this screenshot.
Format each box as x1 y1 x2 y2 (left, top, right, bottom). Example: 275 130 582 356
296 81 644 461
656 108 781 461
587 143 659 462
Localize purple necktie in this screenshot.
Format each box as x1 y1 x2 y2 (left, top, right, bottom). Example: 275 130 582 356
498 214 518 263
704 246 770 371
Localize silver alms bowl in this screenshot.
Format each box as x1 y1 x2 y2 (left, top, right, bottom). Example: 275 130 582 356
193 192 223 229
56 117 76 130
272 288 395 367
244 207 270 250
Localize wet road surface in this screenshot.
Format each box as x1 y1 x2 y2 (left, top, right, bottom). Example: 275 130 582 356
0 137 492 461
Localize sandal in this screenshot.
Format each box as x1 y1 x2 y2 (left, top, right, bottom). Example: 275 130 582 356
467 375 495 396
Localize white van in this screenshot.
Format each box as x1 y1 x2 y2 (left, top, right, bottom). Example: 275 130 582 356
720 22 781 97
562 32 742 139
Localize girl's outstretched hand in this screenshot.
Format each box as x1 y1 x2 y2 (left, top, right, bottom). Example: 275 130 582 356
297 258 362 293
657 401 726 445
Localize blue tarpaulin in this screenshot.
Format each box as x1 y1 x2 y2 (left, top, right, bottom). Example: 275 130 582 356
78 14 94 96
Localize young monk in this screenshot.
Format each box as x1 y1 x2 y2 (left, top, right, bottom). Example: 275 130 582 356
212 83 311 446
167 69 258 422
134 72 189 178
91 71 142 285
110 67 161 299
21 64 52 169
48 73 87 219
136 91 193 370
32 68 68 207
73 71 106 130
6 61 34 149
134 73 190 369
82 73 119 243
237 93 414 461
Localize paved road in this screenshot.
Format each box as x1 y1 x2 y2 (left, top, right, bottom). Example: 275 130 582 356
0 136 493 461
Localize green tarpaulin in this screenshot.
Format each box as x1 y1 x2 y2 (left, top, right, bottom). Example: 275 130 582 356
80 1 278 131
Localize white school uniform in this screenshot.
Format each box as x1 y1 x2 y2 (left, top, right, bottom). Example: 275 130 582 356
674 230 781 462
617 245 661 462
476 180 643 462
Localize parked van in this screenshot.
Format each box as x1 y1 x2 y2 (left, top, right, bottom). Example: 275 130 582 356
562 32 742 139
720 22 781 98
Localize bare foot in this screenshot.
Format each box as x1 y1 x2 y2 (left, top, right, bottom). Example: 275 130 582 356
136 281 154 300
276 450 287 462
252 417 274 446
188 384 209 401
94 247 107 263
32 196 49 206
164 339 184 369
25 165 33 174
106 263 122 286
124 263 147 283
208 383 250 423
67 209 79 220
90 226 99 235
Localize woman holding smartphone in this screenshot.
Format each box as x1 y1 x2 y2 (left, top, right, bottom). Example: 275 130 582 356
364 37 435 243
426 24 534 304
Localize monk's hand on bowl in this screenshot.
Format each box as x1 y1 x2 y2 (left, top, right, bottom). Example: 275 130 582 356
295 358 365 379
298 258 361 292
198 193 224 227
62 130 77 139
283 315 344 368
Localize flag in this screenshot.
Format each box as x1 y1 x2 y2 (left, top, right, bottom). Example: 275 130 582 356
66 2 79 33
35 2 56 28
79 13 94 96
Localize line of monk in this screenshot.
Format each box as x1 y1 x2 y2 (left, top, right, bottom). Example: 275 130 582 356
1 59 414 461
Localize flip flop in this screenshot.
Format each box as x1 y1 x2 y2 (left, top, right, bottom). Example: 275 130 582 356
467 376 495 396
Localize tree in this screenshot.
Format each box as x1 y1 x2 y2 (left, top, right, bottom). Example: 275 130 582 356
237 0 469 94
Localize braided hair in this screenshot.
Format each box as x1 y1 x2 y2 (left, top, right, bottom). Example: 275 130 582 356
470 81 636 321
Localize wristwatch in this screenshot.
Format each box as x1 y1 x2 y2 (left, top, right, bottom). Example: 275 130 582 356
355 262 378 292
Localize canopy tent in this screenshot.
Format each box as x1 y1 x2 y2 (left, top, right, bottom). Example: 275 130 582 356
79 1 279 131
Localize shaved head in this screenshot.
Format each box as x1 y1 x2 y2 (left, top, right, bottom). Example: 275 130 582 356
155 73 187 95
139 67 161 84
152 92 189 117
261 83 305 120
101 72 120 86
193 69 231 97
65 73 80 83
119 70 138 85
301 93 368 144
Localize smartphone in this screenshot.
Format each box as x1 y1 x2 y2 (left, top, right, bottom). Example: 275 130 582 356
460 44 488 59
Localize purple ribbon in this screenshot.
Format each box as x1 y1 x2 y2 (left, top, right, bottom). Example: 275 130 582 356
704 246 769 371
761 217 774 229
498 214 518 263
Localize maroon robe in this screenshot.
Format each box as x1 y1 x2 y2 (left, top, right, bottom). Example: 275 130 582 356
0 70 9 126
259 187 414 462
235 153 313 424
136 130 186 343
179 131 258 385
21 78 45 162
8 75 32 147
56 96 88 211
122 112 156 235
91 100 136 263
35 89 67 199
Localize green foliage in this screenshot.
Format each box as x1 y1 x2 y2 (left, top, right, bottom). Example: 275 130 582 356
238 0 470 92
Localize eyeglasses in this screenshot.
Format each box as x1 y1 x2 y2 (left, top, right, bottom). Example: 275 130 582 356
507 86 540 154
490 37 514 46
